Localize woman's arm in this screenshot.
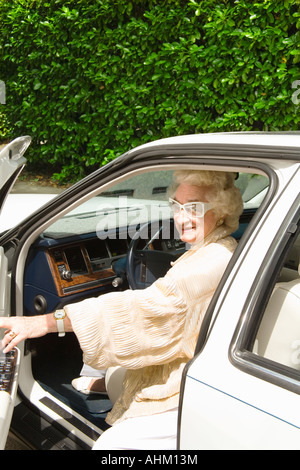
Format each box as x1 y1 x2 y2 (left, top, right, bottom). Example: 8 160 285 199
0 312 73 353
66 240 235 370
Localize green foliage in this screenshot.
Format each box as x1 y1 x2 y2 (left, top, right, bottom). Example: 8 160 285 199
0 0 299 182
0 110 11 141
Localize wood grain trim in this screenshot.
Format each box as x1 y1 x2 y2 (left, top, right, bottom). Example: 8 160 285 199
46 243 115 297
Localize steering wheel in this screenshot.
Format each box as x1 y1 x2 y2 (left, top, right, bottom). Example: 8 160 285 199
126 220 180 290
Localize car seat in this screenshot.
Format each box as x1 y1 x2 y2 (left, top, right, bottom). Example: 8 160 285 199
255 262 300 369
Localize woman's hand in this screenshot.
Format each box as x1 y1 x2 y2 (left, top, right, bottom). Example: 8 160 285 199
0 314 65 353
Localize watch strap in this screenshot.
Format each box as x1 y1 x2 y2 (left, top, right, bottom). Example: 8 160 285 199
54 309 66 337
56 318 65 337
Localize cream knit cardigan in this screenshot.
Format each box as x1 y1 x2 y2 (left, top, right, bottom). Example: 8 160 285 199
65 226 237 426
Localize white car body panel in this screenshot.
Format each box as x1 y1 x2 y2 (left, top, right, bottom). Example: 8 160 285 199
180 376 300 450
179 162 300 449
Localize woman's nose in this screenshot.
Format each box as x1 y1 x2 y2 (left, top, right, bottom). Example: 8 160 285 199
174 208 189 223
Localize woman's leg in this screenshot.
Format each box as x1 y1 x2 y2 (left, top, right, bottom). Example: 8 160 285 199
93 409 178 450
80 364 106 378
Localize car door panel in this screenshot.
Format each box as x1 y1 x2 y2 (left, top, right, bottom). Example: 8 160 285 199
0 348 20 449
0 246 20 449
0 136 30 217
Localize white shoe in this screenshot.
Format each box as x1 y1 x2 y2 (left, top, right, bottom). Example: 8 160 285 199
71 376 107 396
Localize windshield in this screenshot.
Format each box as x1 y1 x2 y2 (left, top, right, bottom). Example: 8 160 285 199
42 169 269 239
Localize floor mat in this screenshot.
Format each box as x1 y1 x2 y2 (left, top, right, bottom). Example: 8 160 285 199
31 334 112 430
37 378 112 430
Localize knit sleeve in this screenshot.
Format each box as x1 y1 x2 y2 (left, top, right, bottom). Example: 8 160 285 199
65 239 235 370
64 277 187 370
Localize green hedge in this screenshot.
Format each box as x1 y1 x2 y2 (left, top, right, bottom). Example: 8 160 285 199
0 0 300 182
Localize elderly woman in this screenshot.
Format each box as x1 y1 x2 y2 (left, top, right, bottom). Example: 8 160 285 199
0 170 243 450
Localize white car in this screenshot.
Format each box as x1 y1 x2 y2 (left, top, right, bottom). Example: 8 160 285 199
0 133 299 450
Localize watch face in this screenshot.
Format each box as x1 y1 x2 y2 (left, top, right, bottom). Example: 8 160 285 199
55 310 65 319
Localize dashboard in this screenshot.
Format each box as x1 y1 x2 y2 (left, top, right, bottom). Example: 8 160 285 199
47 237 127 297
23 222 186 316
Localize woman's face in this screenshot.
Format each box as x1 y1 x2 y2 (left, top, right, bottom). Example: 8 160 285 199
173 183 218 245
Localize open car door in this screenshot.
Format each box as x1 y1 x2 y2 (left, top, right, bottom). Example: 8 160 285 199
0 246 20 448
0 136 30 448
0 136 31 215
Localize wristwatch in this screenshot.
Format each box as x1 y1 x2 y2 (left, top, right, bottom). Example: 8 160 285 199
53 309 66 337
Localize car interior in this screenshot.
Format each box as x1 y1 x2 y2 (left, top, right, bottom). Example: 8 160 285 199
254 228 300 369
9 165 272 447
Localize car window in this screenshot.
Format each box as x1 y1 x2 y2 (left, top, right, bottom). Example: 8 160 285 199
43 169 174 239
253 230 300 370
43 169 268 239
235 173 269 208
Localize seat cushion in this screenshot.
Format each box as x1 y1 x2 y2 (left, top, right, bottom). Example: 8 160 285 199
255 278 300 369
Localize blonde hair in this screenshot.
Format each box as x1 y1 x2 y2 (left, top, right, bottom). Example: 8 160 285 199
170 170 243 233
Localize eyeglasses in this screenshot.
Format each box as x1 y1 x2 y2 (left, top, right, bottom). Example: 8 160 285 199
168 198 213 218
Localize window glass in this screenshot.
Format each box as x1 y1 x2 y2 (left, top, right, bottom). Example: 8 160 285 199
42 168 268 239
235 173 269 209
253 230 300 370
43 169 174 239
